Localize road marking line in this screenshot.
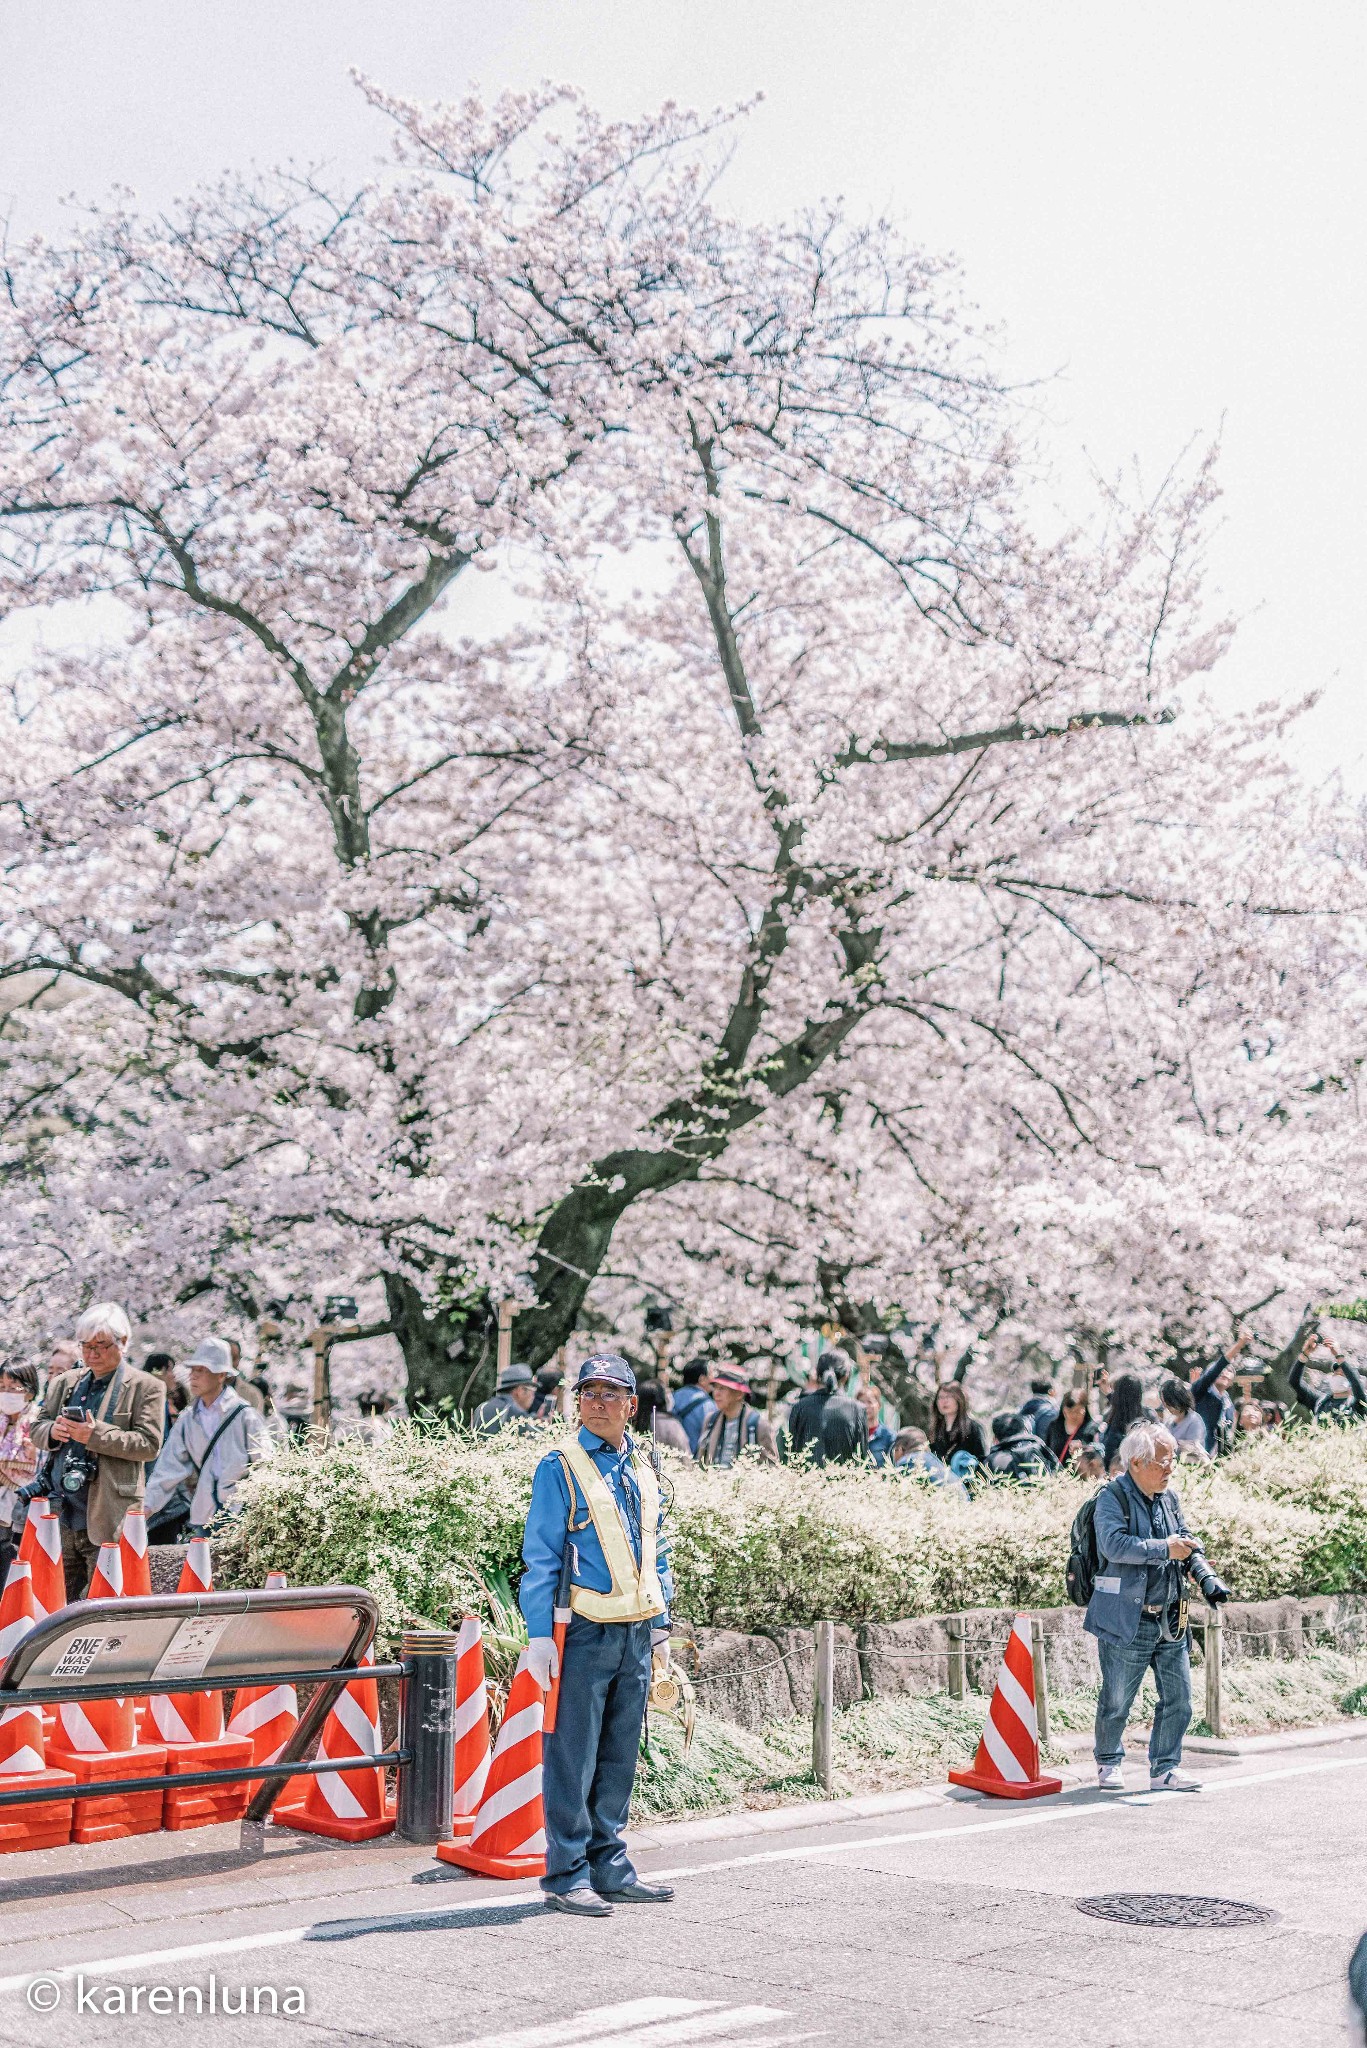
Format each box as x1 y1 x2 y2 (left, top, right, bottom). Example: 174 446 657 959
449 1999 719 2046
452 2003 803 2048
3 1745 1365 1994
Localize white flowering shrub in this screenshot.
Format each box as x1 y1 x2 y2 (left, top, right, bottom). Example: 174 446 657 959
215 1421 1366 1644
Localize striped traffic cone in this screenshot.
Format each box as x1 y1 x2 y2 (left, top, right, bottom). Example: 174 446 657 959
119 1504 152 1597
0 1558 37 1667
435 1650 546 1878
150 1539 252 1829
948 1615 1063 1801
46 1539 168 1843
273 1646 394 1842
17 1503 67 1747
18 1501 66 1622
0 1563 76 1852
226 1573 299 1798
451 1615 492 1838
151 1539 223 1744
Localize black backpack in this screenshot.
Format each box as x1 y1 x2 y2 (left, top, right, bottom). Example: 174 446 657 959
1066 1478 1124 1606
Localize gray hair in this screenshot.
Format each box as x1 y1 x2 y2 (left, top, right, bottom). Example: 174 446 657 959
1118 1420 1177 1471
73 1301 132 1349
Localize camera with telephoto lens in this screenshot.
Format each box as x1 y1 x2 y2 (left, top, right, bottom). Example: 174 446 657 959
1196 1569 1231 1606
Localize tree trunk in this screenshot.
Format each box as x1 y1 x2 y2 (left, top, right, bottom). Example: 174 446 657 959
384 1272 494 1416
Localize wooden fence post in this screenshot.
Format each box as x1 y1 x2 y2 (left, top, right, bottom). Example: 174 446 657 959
947 1616 966 1700
1029 1616 1051 1749
1205 1605 1224 1739
812 1620 835 1793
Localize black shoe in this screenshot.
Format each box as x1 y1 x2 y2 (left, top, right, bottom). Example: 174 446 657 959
596 1880 675 1904
545 1888 614 1917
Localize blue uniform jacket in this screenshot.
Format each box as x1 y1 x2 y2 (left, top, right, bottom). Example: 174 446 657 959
519 1426 673 1640
1084 1472 1206 1645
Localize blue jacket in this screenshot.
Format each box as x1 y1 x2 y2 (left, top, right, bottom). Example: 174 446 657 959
670 1385 716 1455
519 1426 673 1639
1084 1472 1206 1645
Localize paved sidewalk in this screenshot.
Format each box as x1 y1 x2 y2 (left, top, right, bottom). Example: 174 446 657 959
0 1732 1363 2045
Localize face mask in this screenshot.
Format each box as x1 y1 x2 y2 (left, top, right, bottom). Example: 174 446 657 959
0 1391 25 1415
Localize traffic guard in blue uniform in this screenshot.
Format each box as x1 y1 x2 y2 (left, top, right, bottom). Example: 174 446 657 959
520 1352 675 1916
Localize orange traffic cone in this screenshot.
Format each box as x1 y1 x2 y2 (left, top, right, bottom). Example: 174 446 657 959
0 1564 76 1852
119 1505 152 1597
273 1646 394 1842
451 1614 492 1838
435 1650 546 1878
150 1539 223 1744
0 1558 37 1666
16 1504 66 1747
46 1540 169 1844
948 1615 1063 1801
226 1573 299 1797
149 1539 251 1830
18 1501 66 1621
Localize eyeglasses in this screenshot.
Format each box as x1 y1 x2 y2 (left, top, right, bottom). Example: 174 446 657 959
578 1385 633 1404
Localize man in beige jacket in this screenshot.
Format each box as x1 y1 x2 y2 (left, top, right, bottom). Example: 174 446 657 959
30 1301 165 1599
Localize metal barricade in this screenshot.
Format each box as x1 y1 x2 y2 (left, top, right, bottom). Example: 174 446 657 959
0 1586 459 1842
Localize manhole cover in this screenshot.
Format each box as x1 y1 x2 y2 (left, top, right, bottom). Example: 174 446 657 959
1078 1893 1276 1929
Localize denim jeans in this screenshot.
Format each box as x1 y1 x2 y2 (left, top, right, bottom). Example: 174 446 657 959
1094 1618 1192 1777
540 1615 652 1896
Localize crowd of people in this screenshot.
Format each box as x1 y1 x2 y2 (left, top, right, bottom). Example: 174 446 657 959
2 1302 1362 1605
470 1323 1367 1496
0 1303 280 1597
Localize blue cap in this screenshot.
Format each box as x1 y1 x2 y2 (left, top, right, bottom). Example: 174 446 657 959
575 1353 637 1393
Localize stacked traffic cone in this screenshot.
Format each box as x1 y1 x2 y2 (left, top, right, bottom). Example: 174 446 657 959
45 1540 169 1843
119 1504 152 1596
18 1499 66 1623
116 1507 155 1741
948 1615 1063 1801
226 1573 299 1799
16 1501 67 1746
435 1650 546 1877
451 1614 491 1838
273 1646 394 1842
152 1541 252 1830
0 1557 76 1852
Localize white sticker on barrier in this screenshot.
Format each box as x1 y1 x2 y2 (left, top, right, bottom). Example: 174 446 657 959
151 1616 233 1683
50 1633 118 1678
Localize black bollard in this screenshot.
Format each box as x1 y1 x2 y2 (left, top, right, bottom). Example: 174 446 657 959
397 1627 458 1844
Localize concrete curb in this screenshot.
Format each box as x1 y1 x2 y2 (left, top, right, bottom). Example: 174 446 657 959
627 1719 1367 1850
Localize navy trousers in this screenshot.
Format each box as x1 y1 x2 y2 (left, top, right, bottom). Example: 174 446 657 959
541 1615 651 1895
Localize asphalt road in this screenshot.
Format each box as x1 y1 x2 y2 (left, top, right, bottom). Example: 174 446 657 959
1 1737 1365 2048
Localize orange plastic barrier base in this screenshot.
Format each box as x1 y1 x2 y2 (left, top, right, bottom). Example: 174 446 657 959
947 1766 1063 1801
161 1735 254 1831
271 1790 395 1844
449 1812 476 1839
46 1743 169 1843
434 1839 546 1879
0 1768 77 1854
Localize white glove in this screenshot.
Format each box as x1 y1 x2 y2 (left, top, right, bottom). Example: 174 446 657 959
650 1631 672 1677
525 1636 560 1690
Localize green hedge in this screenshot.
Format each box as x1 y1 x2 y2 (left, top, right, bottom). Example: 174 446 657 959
214 1420 1367 1648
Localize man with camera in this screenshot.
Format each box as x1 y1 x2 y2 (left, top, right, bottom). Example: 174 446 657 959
29 1302 165 1600
1085 1419 1230 1793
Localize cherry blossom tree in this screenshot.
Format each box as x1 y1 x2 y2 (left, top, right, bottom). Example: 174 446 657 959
1 79 1361 1405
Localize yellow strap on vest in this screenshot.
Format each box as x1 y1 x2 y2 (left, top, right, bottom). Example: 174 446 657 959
558 1439 665 1624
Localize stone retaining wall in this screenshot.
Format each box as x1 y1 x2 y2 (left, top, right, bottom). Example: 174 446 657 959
668 1593 1367 1731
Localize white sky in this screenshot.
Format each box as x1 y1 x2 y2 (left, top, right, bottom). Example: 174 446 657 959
2 0 1364 784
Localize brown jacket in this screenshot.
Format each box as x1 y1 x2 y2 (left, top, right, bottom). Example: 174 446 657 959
31 1364 166 1545
696 1404 780 1467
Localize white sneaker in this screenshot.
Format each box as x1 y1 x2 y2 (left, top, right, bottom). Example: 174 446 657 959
1097 1763 1126 1791
1149 1768 1202 1792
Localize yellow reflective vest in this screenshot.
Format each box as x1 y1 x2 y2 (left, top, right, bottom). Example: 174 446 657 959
557 1437 666 1625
